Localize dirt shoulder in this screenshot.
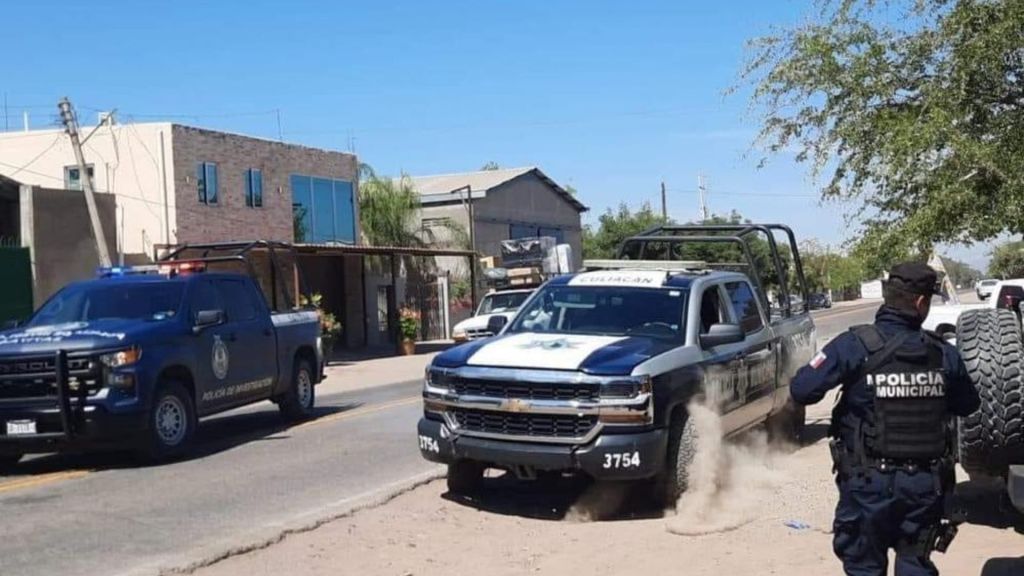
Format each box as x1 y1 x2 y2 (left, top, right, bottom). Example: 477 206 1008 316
193 403 1023 576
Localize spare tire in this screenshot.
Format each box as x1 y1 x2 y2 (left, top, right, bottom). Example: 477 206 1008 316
956 308 1024 477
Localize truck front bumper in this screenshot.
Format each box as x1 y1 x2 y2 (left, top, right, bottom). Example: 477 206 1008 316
1009 465 1024 513
417 417 666 480
0 403 148 454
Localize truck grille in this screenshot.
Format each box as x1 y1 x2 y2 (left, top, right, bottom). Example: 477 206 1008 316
450 378 599 402
464 329 493 340
451 407 598 439
0 355 100 399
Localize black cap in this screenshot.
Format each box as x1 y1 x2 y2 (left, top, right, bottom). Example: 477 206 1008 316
887 262 939 296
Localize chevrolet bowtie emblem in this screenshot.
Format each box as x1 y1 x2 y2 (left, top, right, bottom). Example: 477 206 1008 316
501 398 530 413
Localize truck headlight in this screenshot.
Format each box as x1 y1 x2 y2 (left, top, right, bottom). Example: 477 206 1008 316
601 375 652 398
425 367 453 391
100 347 142 368
452 327 467 341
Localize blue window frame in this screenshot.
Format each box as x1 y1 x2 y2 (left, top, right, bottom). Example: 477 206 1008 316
290 174 355 243
197 162 218 204
245 169 263 208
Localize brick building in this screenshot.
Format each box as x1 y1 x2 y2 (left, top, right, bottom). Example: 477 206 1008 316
0 123 370 348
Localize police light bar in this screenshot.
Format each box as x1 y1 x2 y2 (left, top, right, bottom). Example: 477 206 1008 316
97 261 207 278
96 265 161 278
582 259 709 272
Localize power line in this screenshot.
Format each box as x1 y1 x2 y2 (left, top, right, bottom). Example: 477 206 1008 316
667 188 818 199
3 134 63 178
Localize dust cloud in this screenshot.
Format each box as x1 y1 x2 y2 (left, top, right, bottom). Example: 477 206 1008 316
665 401 788 536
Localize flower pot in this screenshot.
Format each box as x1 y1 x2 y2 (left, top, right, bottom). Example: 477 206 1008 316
321 335 336 359
399 339 416 356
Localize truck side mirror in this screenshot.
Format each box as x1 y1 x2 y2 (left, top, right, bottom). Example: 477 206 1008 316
699 323 745 349
486 315 508 335
193 309 224 333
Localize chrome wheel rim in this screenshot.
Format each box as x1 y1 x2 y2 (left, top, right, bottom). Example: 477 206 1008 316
297 370 313 409
155 396 187 446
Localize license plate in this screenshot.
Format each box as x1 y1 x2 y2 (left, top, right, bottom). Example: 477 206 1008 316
5 419 36 436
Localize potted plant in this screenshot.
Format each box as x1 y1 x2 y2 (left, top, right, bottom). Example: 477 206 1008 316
398 307 420 355
301 293 342 359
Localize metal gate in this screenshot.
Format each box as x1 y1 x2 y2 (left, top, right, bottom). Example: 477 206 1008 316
0 245 33 323
406 277 447 341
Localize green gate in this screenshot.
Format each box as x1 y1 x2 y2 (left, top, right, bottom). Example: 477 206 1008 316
0 246 33 323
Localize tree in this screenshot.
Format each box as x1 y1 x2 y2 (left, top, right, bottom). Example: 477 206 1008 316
358 164 467 249
742 0 1024 265
480 161 500 171
293 205 309 243
582 202 668 260
988 241 1024 279
940 256 982 287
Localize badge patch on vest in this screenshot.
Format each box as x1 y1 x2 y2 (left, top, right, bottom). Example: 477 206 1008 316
809 351 827 369
868 372 946 398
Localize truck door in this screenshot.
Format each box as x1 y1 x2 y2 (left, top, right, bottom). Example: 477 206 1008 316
695 283 748 434
724 280 778 429
187 278 242 414
215 278 278 407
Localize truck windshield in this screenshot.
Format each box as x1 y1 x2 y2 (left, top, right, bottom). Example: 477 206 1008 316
478 291 531 315
506 285 686 340
28 283 185 326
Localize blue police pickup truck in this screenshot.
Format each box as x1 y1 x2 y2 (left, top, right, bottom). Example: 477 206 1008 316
0 244 322 468
418 224 816 506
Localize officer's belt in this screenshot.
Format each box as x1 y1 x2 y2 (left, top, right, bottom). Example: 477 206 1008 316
831 440 946 476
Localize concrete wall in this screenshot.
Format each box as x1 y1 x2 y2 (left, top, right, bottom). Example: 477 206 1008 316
170 125 359 246
20 185 117 303
0 124 176 260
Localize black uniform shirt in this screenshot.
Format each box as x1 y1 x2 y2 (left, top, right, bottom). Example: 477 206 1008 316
791 306 980 425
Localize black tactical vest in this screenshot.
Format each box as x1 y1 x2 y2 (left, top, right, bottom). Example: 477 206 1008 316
846 325 950 461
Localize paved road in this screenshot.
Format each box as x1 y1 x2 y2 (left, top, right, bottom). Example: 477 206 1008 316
0 379 437 576
0 302 881 576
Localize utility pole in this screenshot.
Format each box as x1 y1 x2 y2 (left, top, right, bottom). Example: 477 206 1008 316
660 181 667 220
697 173 709 221
451 184 477 309
58 97 111 267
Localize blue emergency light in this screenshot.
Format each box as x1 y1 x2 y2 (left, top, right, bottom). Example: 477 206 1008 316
96 261 206 278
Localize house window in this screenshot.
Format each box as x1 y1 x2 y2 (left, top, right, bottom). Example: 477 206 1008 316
290 174 355 243
509 224 565 244
245 169 263 208
197 162 219 204
64 165 95 191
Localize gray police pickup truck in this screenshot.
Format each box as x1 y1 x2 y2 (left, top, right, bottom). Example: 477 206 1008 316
418 224 815 505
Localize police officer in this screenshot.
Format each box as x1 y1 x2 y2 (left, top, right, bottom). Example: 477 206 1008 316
791 262 980 576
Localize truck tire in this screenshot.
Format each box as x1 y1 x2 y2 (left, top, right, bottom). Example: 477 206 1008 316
767 398 806 444
0 454 22 472
279 358 316 422
655 411 698 508
956 309 1024 477
446 460 486 495
139 381 197 463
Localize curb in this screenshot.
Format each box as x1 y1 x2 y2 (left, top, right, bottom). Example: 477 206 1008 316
117 467 446 576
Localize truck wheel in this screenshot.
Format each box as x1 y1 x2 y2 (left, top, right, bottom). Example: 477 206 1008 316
279 358 316 422
655 411 698 508
446 460 486 495
0 454 22 472
139 381 197 463
956 309 1024 477
767 398 806 444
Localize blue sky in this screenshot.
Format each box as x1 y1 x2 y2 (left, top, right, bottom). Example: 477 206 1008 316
3 0 990 268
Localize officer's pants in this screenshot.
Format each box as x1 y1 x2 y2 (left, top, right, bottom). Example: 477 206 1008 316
833 468 944 576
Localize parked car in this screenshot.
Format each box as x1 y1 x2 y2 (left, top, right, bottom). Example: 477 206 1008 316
977 278 999 300
451 289 534 342
807 292 832 310
0 243 322 469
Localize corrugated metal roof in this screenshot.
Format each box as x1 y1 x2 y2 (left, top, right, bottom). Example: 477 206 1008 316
405 166 588 212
